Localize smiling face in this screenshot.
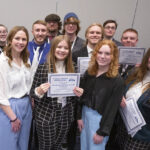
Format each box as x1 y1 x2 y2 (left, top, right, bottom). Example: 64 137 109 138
64 22 77 35
121 31 138 47
86 25 102 47
55 40 69 61
0 26 8 42
96 44 112 69
32 24 47 45
11 30 27 54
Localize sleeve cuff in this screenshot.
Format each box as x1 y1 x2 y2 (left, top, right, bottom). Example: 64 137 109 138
35 88 44 98
0 100 10 106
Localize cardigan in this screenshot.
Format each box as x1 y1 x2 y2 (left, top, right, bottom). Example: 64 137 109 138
77 71 124 136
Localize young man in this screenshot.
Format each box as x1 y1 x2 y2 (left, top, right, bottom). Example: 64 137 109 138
28 20 50 66
28 20 50 150
119 28 139 78
63 12 85 53
45 14 62 43
103 20 122 46
121 28 138 47
72 23 103 64
0 24 8 54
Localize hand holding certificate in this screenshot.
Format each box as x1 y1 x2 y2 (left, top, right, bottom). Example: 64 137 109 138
47 73 80 97
120 97 146 137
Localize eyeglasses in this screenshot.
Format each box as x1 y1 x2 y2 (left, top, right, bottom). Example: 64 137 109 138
65 22 77 25
0 31 7 34
104 26 116 30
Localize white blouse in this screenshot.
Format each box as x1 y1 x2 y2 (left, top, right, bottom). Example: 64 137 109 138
126 71 150 102
0 53 32 106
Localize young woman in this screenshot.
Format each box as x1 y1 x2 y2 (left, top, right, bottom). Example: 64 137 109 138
117 48 150 150
30 35 82 150
0 26 32 150
76 40 124 150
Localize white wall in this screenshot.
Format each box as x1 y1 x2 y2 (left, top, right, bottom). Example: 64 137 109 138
0 0 150 49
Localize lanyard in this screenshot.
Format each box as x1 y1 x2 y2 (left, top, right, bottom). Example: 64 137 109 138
33 42 47 64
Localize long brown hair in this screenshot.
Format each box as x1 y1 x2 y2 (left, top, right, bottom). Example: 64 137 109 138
88 40 119 77
126 48 150 91
4 26 30 67
47 35 74 73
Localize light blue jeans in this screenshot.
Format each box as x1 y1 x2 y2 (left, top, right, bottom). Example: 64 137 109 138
81 106 109 150
0 96 32 150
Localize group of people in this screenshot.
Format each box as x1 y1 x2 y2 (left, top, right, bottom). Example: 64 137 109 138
0 11 150 150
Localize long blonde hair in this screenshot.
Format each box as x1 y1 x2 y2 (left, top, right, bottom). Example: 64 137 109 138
47 35 74 73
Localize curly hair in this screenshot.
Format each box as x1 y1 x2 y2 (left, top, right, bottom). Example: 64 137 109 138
4 26 30 68
88 40 119 77
47 35 74 73
126 48 150 91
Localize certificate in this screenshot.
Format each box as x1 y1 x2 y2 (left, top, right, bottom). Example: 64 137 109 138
77 57 90 75
119 47 145 65
47 73 80 97
120 97 146 137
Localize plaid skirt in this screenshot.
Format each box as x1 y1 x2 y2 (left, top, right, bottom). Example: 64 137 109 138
116 117 150 150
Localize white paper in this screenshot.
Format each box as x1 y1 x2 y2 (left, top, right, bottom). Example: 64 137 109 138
119 47 145 65
77 57 90 75
120 97 146 137
47 73 80 97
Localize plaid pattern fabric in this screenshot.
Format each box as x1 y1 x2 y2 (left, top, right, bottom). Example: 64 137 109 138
116 118 150 150
30 64 77 150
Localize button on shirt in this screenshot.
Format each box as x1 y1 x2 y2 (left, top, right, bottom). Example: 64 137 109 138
0 53 32 106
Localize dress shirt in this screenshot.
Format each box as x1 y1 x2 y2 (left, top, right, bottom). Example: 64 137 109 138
0 53 32 106
87 45 93 57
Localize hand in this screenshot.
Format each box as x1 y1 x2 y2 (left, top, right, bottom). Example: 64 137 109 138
77 119 84 132
120 96 126 108
11 118 21 132
73 87 84 97
135 64 140 67
37 83 50 95
93 133 104 144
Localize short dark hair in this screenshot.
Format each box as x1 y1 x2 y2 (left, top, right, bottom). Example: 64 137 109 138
103 20 118 29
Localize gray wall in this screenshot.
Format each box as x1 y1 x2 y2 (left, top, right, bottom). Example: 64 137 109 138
0 0 150 49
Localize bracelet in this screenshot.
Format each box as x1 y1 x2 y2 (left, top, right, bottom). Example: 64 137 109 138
10 117 17 122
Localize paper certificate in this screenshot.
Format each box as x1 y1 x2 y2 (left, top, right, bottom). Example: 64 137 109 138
119 47 145 65
47 73 80 97
120 97 146 137
77 57 90 75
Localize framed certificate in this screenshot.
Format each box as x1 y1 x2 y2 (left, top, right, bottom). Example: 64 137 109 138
77 57 90 75
47 73 80 97
119 47 145 65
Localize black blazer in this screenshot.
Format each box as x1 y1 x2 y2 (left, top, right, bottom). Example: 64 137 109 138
72 46 88 65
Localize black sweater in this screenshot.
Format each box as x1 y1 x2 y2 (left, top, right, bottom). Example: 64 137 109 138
77 71 124 136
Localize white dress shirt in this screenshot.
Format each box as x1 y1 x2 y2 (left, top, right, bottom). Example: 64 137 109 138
0 53 32 106
87 45 93 57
